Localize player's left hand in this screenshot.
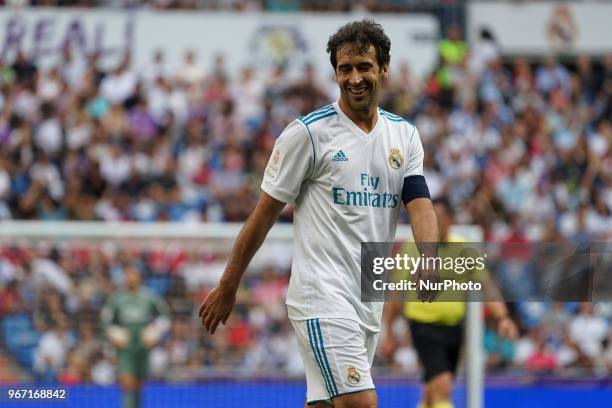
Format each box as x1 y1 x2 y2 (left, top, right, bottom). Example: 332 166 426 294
415 266 440 303
141 323 162 348
497 316 518 340
198 283 237 334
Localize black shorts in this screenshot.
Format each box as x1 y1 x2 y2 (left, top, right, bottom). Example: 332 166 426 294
409 320 463 382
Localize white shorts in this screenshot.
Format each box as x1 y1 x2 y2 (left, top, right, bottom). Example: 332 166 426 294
290 318 379 405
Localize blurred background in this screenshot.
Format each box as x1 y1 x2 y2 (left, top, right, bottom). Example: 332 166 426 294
0 0 611 407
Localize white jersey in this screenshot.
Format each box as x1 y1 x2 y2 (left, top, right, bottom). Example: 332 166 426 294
261 101 424 332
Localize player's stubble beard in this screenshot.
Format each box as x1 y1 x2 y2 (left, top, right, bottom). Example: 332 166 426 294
341 76 380 116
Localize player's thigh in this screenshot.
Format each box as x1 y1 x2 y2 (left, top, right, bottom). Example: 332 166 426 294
133 347 150 379
291 318 377 404
332 389 377 408
291 319 332 405
118 347 149 380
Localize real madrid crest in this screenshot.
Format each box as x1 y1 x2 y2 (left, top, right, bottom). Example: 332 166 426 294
346 367 361 385
388 148 403 169
265 148 282 180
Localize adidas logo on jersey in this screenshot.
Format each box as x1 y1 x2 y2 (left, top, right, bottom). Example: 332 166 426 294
332 150 349 162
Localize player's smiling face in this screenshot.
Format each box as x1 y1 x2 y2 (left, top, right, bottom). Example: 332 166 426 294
335 43 388 114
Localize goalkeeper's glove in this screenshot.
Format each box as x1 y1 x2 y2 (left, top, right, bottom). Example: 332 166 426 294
141 317 170 348
107 325 130 349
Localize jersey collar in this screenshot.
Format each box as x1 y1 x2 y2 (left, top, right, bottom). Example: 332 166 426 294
333 100 382 140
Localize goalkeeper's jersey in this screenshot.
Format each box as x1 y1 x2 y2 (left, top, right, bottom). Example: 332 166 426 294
101 288 169 346
261 101 425 332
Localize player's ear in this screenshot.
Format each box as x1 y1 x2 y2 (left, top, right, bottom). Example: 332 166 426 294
381 64 389 80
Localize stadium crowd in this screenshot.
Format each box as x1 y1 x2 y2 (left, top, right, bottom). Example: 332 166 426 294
0 23 611 383
0 29 610 241
1 242 611 383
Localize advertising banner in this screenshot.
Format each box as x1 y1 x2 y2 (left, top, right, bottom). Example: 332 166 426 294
468 1 612 55
0 8 439 78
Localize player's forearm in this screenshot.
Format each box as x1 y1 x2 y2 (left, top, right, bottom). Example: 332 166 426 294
220 216 271 290
406 198 438 254
219 193 284 291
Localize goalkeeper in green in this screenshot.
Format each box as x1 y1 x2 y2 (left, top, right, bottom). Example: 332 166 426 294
101 266 170 408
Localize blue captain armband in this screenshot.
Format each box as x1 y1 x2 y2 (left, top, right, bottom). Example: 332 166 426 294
401 175 431 205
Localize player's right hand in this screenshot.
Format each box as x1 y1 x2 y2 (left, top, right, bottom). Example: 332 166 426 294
198 284 237 334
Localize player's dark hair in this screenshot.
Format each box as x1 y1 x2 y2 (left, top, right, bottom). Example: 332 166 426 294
326 19 391 71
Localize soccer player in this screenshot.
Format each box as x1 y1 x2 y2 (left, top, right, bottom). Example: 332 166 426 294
101 266 170 408
382 198 518 408
199 19 438 407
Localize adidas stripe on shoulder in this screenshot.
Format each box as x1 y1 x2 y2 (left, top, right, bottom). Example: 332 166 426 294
378 108 418 141
378 108 407 123
300 105 338 126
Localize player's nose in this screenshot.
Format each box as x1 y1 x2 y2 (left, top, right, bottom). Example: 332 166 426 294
347 68 363 85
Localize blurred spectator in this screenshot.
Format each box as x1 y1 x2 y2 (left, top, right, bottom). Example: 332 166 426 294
176 50 206 87
58 351 87 384
569 302 608 360
605 331 612 372
525 338 557 373
73 322 103 363
33 317 75 382
536 56 571 96
141 49 172 86
100 55 136 106
91 352 116 385
0 280 26 316
439 24 467 67
468 28 499 79
485 321 515 370
12 51 37 87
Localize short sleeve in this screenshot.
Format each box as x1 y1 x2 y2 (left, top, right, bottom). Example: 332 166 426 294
261 120 314 204
404 127 424 178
